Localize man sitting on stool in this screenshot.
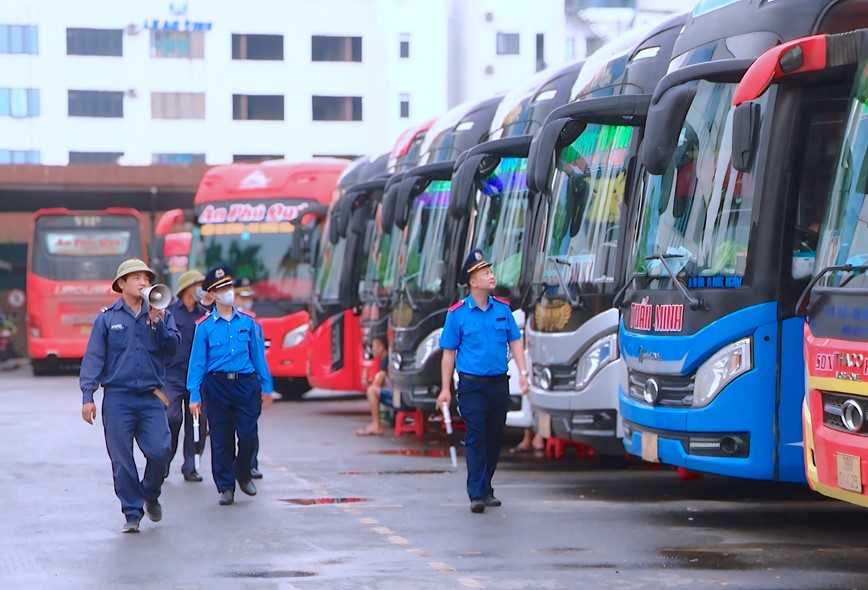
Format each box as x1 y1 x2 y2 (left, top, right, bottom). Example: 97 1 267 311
357 336 391 436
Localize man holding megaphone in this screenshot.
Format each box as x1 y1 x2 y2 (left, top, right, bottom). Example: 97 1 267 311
79 259 181 533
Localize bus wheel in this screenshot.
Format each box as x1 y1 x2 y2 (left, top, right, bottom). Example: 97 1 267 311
273 378 311 401
32 359 57 377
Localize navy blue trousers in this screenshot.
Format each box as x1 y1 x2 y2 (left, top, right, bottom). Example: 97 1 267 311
101 392 171 520
202 373 262 493
457 376 509 501
165 382 207 475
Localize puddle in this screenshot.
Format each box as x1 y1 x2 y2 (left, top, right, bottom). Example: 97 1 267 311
659 548 753 571
365 449 452 457
532 547 587 554
342 469 451 476
223 570 316 578
279 497 367 505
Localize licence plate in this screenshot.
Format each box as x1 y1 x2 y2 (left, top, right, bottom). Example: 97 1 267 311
641 432 659 463
836 453 862 493
537 412 552 439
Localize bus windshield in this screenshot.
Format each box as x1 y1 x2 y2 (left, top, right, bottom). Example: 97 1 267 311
534 124 635 297
31 214 142 281
631 81 764 282
817 60 868 288
362 222 401 302
313 219 347 303
401 180 451 298
194 198 315 312
471 157 529 296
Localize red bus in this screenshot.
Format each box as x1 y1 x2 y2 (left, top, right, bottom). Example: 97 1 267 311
189 159 349 398
27 208 146 375
153 208 193 293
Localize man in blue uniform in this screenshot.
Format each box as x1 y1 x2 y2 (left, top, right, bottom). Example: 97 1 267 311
164 270 209 482
80 259 181 533
437 249 529 513
233 276 264 479
187 266 274 506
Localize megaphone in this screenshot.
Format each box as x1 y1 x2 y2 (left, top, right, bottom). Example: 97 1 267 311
142 284 172 310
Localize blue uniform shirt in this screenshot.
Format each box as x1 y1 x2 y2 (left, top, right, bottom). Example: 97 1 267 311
439 294 521 377
186 308 274 403
79 299 181 404
165 298 208 388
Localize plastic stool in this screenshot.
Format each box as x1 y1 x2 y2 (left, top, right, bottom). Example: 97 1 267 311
394 408 426 437
545 436 593 459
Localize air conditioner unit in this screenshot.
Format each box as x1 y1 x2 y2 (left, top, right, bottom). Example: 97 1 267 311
125 24 141 36
126 88 138 99
484 11 494 22
484 65 494 75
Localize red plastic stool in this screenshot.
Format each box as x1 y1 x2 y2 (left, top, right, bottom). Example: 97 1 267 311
545 436 593 459
394 409 426 437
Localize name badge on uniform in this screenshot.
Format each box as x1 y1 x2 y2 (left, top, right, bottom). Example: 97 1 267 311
496 317 506 322
110 324 124 331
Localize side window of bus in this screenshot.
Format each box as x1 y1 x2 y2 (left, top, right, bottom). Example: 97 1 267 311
790 103 846 279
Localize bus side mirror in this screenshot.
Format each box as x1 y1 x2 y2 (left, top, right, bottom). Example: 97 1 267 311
642 84 697 175
731 102 761 173
566 175 589 238
449 154 487 219
527 117 573 195
328 213 340 245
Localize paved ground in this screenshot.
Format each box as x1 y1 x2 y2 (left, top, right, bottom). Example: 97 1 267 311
2 364 868 589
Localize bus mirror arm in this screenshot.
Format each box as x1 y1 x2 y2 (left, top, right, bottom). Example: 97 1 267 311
795 264 868 316
613 273 643 309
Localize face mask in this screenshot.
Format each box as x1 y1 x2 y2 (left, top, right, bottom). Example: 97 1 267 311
216 290 235 306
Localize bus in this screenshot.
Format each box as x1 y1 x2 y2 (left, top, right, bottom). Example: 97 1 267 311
618 0 868 481
189 159 349 398
307 153 389 392
448 60 584 426
523 14 684 454
387 96 502 412
152 208 193 294
27 207 145 375
735 28 868 503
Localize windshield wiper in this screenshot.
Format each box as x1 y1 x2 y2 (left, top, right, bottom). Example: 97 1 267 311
795 264 868 316
399 279 419 311
644 253 705 311
548 257 587 310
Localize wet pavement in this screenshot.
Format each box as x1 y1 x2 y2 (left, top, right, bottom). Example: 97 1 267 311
2 364 868 589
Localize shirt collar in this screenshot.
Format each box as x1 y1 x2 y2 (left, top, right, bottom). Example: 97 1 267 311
465 294 494 311
212 307 241 322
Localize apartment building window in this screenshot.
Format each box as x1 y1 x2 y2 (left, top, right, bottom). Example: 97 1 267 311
151 30 205 58
312 96 362 121
399 94 410 119
151 92 206 119
0 89 39 117
311 36 361 62
232 34 283 60
536 33 545 71
68 90 124 118
69 151 123 164
67 28 122 57
0 150 40 164
399 33 409 58
153 153 206 165
496 32 520 55
0 25 38 54
233 154 282 163
233 94 284 120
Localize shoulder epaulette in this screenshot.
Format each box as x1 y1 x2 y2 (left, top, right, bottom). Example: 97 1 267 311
195 312 211 325
494 296 510 307
448 300 464 312
100 306 109 313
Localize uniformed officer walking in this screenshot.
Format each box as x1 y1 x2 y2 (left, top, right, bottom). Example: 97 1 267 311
79 259 181 533
187 266 274 505
437 249 529 513
234 276 265 479
164 270 209 482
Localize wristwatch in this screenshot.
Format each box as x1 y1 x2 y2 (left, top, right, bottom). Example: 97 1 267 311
519 370 529 376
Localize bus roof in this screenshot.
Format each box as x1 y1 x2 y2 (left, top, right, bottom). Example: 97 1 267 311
194 159 350 205
33 207 142 220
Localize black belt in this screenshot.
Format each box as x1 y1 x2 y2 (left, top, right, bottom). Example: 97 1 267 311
210 372 255 380
458 372 508 383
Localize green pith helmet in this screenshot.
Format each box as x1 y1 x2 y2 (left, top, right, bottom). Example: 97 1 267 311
176 269 205 297
112 259 156 293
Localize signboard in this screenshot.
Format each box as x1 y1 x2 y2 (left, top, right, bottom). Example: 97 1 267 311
629 296 684 332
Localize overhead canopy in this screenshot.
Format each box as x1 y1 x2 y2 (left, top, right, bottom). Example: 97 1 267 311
0 164 210 212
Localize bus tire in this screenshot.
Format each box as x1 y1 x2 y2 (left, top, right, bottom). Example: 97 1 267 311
273 378 311 401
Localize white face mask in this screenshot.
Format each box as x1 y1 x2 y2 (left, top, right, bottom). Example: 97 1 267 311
216 290 235 306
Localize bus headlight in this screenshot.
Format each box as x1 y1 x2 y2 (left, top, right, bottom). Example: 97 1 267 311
693 338 752 408
282 324 308 348
575 333 618 390
416 329 442 369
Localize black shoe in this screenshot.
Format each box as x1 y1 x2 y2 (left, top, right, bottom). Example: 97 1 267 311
183 471 203 482
238 479 257 496
483 494 502 507
219 490 235 505
250 467 263 479
144 499 162 522
470 499 485 514
122 516 140 533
